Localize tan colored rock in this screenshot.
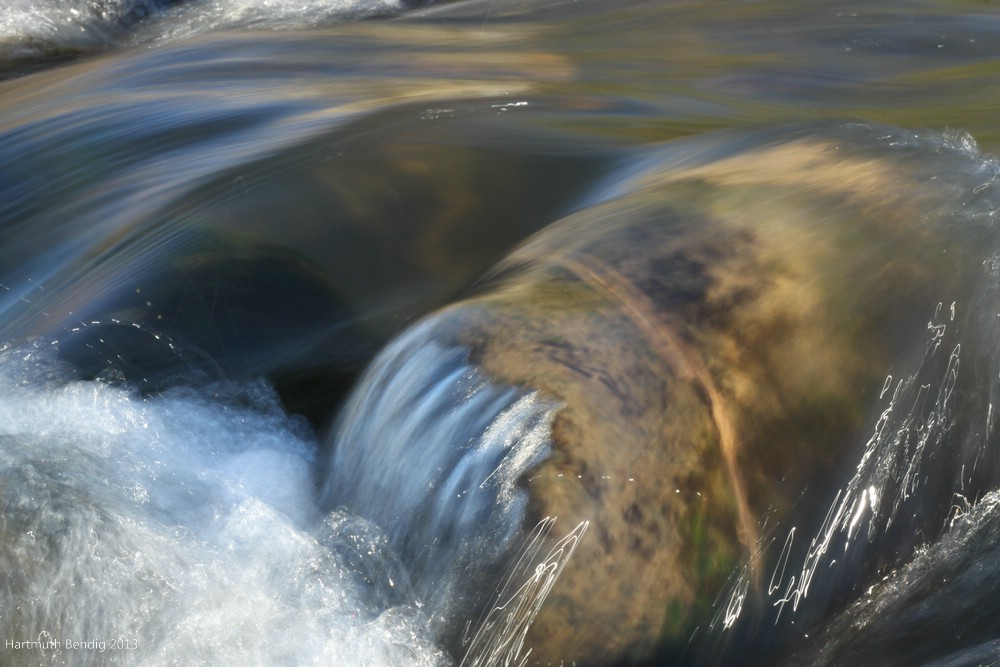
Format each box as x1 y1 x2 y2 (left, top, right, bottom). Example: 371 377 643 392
418 136 983 665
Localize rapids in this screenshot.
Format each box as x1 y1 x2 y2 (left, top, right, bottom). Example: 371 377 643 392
4 1 1000 666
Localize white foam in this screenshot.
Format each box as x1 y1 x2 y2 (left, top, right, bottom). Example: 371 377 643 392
0 0 410 61
128 0 410 48
0 340 446 667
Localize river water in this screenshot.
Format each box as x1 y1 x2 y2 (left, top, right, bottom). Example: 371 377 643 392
3 1 1000 666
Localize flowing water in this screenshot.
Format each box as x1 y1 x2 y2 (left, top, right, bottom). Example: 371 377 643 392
4 1 1000 665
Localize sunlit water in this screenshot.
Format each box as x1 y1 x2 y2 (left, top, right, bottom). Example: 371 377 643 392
5 0 1000 666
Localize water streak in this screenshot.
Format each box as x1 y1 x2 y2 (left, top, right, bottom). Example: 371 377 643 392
320 317 562 636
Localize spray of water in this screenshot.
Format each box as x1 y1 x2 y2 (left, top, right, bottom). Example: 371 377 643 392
318 315 600 664
0 339 447 667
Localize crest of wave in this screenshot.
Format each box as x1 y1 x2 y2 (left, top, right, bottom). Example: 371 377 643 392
134 0 412 45
0 0 413 62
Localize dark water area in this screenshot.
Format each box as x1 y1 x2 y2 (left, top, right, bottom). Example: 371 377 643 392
4 1 1000 666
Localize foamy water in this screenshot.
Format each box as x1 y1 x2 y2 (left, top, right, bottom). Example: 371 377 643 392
0 0 416 67
0 339 447 666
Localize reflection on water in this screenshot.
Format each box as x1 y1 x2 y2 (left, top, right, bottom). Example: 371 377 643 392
4 1 1000 666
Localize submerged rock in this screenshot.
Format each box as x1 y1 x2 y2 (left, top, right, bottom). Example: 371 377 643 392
322 124 1000 665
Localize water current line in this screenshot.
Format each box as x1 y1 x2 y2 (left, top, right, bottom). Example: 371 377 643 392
459 518 589 667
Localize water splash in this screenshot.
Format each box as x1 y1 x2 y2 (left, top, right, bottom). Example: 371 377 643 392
0 339 446 667
320 316 562 635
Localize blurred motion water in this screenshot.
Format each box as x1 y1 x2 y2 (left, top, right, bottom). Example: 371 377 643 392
4 1 1000 666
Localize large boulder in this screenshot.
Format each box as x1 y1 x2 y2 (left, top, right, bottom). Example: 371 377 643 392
322 125 999 665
